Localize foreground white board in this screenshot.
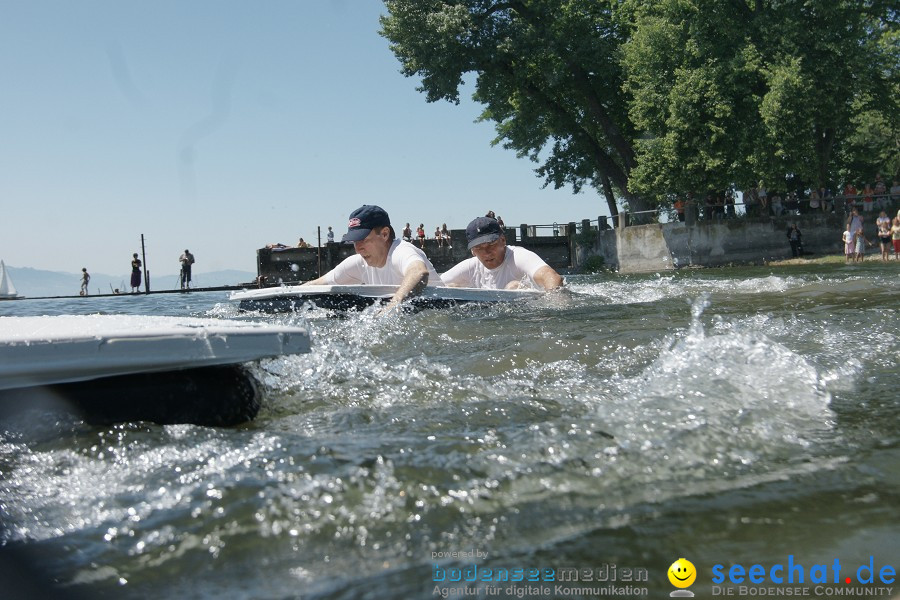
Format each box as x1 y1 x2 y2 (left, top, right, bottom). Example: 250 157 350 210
0 315 310 391
230 284 544 312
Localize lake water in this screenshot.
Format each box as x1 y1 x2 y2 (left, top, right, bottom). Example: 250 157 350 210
1 263 898 600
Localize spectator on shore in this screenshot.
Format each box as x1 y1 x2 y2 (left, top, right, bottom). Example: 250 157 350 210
862 183 875 213
496 215 505 228
876 211 892 261
297 238 310 248
327 226 334 244
725 191 735 218
770 191 783 217
80 268 90 296
854 218 872 263
416 223 426 248
130 253 142 293
440 217 563 290
179 249 195 289
441 223 451 247
402 223 412 242
787 224 803 257
434 225 445 248
891 216 900 260
758 183 768 214
303 205 443 311
842 226 855 264
874 176 888 210
843 183 858 212
808 189 820 212
846 207 863 235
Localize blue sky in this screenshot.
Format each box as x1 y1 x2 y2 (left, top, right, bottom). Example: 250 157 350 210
1 0 607 277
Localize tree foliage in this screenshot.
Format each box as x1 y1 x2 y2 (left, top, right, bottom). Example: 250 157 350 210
381 0 645 216
381 0 899 213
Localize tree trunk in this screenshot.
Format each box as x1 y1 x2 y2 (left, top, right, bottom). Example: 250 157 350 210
600 175 618 219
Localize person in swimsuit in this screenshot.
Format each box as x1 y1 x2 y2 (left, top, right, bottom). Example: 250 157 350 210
416 223 426 248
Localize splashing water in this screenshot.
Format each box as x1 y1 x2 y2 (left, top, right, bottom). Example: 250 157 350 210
0 263 897 599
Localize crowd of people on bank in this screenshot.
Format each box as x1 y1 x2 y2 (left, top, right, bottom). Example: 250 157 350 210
842 208 900 263
673 175 900 222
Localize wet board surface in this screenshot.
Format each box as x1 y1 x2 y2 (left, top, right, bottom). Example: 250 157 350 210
0 315 310 391
230 284 544 312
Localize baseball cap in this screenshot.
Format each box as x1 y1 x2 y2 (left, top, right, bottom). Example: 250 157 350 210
466 217 503 250
342 205 392 242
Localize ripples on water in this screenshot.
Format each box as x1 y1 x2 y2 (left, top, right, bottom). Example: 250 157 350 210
1 263 898 599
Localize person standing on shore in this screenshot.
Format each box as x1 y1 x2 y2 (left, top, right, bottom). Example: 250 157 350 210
130 253 142 293
854 219 871 263
876 211 892 261
80 268 90 296
891 216 900 260
179 249 195 289
842 226 854 264
787 224 803 257
327 226 335 244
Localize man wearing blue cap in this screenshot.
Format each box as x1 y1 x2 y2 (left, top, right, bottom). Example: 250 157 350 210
440 217 563 290
304 205 443 309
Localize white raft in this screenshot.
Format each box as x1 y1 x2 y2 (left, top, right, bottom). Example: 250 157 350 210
231 284 544 313
0 315 310 426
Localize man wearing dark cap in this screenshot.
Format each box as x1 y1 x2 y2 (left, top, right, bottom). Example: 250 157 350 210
304 205 443 309
440 217 563 290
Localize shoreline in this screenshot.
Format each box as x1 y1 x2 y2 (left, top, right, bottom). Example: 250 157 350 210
765 253 899 267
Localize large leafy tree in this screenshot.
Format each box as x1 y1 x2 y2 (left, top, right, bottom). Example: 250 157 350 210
622 0 899 197
380 0 648 217
382 0 898 214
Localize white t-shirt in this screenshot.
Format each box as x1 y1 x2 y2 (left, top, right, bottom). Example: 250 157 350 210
323 239 444 286
440 245 550 289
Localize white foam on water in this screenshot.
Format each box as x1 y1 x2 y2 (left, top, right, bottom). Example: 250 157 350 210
592 296 836 493
568 273 800 304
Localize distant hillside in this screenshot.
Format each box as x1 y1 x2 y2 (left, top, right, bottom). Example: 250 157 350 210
5 266 257 298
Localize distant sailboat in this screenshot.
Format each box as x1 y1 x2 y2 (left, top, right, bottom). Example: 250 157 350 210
0 260 19 299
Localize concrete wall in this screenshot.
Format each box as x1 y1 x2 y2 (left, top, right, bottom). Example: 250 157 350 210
582 212 853 273
256 211 867 282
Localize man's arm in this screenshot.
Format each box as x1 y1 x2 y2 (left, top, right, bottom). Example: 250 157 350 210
439 259 474 288
384 261 429 309
533 265 564 290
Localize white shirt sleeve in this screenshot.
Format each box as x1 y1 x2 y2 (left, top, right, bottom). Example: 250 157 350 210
322 255 366 284
440 258 478 287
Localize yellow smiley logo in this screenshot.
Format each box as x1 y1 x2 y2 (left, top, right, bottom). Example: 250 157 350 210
668 558 697 588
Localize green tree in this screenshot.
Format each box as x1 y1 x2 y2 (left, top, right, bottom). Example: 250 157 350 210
380 0 648 218
622 0 898 197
